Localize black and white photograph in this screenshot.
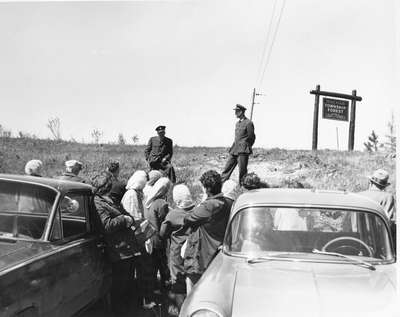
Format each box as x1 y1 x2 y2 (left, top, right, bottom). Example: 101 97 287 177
0 0 398 316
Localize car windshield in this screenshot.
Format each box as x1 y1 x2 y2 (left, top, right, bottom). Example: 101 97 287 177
225 207 393 262
0 180 57 239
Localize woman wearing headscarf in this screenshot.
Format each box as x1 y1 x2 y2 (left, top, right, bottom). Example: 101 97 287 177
143 170 163 202
18 160 51 213
121 170 148 221
139 177 171 308
160 184 195 313
91 172 137 314
24 159 43 177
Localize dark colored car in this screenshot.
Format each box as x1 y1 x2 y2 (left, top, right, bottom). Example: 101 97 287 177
0 174 111 316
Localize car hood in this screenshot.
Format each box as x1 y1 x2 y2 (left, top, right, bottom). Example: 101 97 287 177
231 260 397 317
0 240 52 274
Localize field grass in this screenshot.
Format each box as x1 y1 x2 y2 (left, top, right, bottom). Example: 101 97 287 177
0 137 396 203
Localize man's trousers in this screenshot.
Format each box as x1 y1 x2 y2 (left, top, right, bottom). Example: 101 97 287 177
221 154 249 185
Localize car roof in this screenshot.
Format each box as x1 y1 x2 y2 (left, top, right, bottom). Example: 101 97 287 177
233 188 387 218
0 174 93 194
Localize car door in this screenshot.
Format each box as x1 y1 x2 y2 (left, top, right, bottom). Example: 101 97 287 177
45 191 111 316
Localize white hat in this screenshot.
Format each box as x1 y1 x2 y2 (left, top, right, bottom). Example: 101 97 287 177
25 160 43 176
173 184 195 209
65 160 83 169
222 179 239 201
126 170 148 191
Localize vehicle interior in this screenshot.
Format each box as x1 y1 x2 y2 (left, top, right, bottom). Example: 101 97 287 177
227 207 392 260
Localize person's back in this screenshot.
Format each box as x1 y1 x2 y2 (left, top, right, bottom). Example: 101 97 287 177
197 194 230 243
161 208 192 279
121 170 147 220
144 198 169 249
183 171 230 280
359 189 395 220
359 169 395 221
56 160 86 183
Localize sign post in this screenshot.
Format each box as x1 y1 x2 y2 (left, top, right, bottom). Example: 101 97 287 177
348 90 357 151
312 85 320 151
310 85 362 151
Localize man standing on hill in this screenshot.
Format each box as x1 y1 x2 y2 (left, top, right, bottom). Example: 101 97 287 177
221 104 256 185
145 125 176 183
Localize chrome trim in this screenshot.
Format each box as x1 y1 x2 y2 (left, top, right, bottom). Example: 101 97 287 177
190 308 223 317
0 177 61 194
222 247 395 265
43 191 62 241
230 202 387 220
0 236 98 277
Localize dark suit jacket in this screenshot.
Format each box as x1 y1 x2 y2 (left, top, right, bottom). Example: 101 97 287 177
144 136 173 164
229 117 255 155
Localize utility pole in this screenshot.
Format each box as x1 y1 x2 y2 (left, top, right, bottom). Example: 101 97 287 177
250 88 263 121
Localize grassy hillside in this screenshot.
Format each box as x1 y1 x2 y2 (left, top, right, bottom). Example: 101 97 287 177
0 137 396 202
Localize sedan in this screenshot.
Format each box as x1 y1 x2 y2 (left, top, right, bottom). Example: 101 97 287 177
180 188 397 317
0 174 111 317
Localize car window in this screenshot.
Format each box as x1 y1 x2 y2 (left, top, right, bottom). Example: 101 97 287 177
51 193 89 240
226 207 393 261
0 180 56 214
0 180 56 240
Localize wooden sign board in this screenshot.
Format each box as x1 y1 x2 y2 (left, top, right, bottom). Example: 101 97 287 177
322 98 349 121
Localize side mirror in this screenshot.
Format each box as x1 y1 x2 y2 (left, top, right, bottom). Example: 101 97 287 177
60 196 80 214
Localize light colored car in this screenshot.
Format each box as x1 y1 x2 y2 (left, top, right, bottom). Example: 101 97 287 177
180 189 397 317
0 174 111 316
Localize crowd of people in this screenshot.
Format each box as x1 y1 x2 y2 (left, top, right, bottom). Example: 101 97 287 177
23 157 246 315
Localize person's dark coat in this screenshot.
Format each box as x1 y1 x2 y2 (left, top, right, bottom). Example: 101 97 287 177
144 136 173 165
160 207 192 285
94 194 138 262
229 117 255 155
183 193 230 276
144 198 169 249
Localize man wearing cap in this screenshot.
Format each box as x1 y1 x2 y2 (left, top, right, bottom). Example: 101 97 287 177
56 160 86 183
359 169 396 222
221 104 256 185
144 125 176 183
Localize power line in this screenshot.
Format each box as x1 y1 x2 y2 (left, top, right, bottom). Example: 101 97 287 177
258 0 286 89
255 0 278 87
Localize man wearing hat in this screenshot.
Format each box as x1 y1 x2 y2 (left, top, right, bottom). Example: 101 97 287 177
144 125 176 183
359 169 396 222
56 160 86 183
221 104 256 185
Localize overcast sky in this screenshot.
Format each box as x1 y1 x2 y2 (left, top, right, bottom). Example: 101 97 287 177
0 0 398 150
